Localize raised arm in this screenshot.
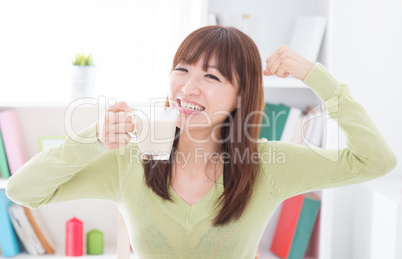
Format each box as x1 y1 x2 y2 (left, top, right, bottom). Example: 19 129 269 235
260 46 397 201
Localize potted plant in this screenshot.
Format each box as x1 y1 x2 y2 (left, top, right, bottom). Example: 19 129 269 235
71 52 96 100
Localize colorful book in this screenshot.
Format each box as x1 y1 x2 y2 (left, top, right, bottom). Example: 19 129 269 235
8 204 46 255
0 189 21 257
281 106 303 143
290 115 304 145
24 207 56 254
260 103 290 141
0 110 28 175
0 128 11 178
302 107 324 148
270 193 321 259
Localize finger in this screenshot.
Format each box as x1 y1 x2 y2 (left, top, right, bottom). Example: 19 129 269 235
263 69 273 76
104 133 131 144
277 61 290 78
107 101 129 112
265 51 281 76
269 56 283 76
107 111 133 124
116 133 131 143
263 69 271 76
107 122 135 134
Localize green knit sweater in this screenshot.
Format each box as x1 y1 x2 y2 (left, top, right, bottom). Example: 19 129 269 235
6 63 397 259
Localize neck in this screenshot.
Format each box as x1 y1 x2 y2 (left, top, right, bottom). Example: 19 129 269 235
174 128 223 173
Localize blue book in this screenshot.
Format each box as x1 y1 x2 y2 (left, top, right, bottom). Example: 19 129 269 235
260 102 291 141
0 189 21 257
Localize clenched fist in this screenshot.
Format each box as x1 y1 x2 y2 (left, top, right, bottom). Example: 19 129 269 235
263 45 315 81
96 101 134 150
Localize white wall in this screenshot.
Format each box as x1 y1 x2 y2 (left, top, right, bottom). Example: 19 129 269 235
329 1 402 258
331 0 402 179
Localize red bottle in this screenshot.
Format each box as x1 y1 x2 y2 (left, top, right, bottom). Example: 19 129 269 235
66 217 83 256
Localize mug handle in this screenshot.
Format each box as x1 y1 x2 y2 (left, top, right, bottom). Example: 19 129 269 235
126 111 138 143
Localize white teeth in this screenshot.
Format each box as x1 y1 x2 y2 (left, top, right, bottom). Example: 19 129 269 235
181 101 205 111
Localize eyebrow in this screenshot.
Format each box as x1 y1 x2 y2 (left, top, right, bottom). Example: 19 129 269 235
207 65 217 69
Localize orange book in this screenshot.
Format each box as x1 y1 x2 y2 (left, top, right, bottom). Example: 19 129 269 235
23 207 55 254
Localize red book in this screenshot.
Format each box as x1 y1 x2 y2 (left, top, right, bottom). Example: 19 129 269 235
270 194 320 259
271 195 304 258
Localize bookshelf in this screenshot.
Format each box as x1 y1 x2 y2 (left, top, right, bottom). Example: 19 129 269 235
0 105 123 257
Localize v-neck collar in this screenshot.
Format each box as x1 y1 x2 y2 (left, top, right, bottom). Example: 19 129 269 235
154 173 224 230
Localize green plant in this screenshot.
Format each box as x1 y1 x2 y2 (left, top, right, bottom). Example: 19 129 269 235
72 52 93 66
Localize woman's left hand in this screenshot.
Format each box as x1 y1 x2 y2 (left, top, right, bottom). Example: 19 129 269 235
263 45 315 81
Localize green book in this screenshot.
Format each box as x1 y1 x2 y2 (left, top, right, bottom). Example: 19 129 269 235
0 128 11 178
260 102 290 141
288 195 321 259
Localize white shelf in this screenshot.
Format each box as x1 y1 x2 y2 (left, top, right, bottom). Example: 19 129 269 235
263 76 309 89
10 246 136 259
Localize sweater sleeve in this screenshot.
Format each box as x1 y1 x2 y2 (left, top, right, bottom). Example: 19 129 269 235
259 62 398 201
6 122 133 208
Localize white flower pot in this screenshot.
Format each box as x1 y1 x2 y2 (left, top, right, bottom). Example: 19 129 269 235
71 65 96 100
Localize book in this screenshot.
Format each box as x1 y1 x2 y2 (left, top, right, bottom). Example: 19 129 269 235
8 204 46 255
0 189 21 257
0 128 11 178
0 110 28 175
289 15 327 63
290 115 304 145
23 207 56 254
280 106 303 143
302 106 324 148
270 194 321 259
260 103 291 141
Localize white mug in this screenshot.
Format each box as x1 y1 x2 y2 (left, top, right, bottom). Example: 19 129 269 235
128 106 178 160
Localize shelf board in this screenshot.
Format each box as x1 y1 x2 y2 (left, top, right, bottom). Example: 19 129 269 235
264 76 308 89
10 246 136 259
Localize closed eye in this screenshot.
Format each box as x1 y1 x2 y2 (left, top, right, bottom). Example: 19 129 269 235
205 74 221 82
174 67 188 72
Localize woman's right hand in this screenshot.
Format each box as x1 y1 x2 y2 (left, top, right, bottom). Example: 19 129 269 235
96 101 134 150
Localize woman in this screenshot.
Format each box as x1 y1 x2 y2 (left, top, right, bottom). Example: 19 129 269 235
6 26 397 258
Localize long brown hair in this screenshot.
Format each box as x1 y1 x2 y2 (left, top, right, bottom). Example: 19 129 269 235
143 25 265 226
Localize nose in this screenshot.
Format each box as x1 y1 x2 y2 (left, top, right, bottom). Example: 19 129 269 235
181 76 201 96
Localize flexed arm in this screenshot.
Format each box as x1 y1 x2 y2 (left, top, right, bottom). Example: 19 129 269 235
260 46 397 200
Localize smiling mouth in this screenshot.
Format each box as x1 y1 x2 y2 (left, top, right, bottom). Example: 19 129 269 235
177 99 206 111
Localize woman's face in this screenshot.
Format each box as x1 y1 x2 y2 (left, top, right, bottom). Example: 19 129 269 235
169 57 239 136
